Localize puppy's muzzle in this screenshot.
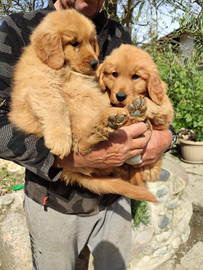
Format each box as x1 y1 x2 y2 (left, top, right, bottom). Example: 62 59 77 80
116 92 127 102
89 59 98 71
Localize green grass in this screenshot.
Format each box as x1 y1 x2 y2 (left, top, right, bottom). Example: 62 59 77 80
131 199 151 228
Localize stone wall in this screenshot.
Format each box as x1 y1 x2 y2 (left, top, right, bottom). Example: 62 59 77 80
128 158 193 270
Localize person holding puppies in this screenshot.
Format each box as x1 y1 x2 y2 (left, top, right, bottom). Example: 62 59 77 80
0 0 175 269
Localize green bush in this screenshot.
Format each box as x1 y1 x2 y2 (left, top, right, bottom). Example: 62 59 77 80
153 47 203 141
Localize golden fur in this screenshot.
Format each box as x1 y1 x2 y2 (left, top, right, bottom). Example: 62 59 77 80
9 10 160 203
98 44 174 186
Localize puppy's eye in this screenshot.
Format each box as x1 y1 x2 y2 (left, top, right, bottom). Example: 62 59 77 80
132 74 139 80
112 72 118 78
71 42 79 48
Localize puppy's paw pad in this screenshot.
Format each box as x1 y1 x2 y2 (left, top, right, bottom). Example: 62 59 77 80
128 96 147 118
107 113 128 129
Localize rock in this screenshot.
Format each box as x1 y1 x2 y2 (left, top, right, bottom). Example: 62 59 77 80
153 185 169 203
156 230 172 243
158 216 169 229
167 198 179 210
0 190 32 270
2 194 14 206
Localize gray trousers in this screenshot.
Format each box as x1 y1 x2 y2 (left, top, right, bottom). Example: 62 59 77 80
24 195 132 270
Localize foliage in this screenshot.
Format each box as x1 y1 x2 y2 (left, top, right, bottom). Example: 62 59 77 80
152 44 203 141
104 0 203 45
131 199 151 228
144 9 203 142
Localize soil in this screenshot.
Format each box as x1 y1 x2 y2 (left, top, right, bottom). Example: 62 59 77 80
174 204 203 263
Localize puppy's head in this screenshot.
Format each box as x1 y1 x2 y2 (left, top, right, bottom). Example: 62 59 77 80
31 9 99 74
98 44 166 106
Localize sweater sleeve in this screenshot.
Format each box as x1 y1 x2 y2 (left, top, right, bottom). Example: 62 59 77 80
0 15 62 182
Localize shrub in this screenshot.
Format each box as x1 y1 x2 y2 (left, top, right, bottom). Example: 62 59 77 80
153 46 203 141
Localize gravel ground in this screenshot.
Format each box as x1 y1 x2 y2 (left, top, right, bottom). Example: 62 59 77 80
0 159 25 196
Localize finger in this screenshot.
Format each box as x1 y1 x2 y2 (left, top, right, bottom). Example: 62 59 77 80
127 131 152 166
120 122 148 138
131 130 151 150
137 129 151 140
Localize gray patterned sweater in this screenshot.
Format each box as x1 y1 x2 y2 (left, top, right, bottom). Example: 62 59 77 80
0 0 132 215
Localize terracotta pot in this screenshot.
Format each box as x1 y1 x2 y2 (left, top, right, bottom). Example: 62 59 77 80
179 138 203 164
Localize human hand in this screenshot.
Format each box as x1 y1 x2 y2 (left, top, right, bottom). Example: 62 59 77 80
53 122 151 169
132 128 173 168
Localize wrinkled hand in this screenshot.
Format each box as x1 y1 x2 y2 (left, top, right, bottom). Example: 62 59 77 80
53 122 151 169
53 124 173 169
132 129 173 168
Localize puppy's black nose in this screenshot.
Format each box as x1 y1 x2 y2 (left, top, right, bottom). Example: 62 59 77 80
116 92 127 102
89 59 98 70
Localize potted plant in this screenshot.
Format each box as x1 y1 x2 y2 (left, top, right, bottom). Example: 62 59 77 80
178 128 203 164
168 55 203 163
146 19 203 163
169 56 203 163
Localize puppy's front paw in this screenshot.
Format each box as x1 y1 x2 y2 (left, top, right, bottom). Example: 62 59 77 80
107 110 128 129
45 134 72 159
128 95 147 119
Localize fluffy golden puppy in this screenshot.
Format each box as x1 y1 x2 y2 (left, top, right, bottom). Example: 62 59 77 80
9 10 158 203
9 9 100 159
98 44 174 186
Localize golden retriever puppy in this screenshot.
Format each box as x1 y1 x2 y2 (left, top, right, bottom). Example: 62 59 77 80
98 44 174 186
9 10 158 203
9 9 101 159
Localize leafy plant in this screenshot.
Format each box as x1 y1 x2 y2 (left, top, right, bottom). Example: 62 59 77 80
131 199 151 228
153 45 203 141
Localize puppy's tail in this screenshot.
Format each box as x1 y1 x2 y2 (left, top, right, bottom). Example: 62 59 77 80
62 172 159 203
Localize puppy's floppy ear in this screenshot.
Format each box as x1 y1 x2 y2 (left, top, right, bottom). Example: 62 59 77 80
94 40 100 58
147 70 166 105
32 32 64 70
97 63 106 91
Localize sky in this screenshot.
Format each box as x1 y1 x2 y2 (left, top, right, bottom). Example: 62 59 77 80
133 5 183 43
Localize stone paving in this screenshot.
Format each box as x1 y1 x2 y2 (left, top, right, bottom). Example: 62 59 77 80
0 151 203 270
